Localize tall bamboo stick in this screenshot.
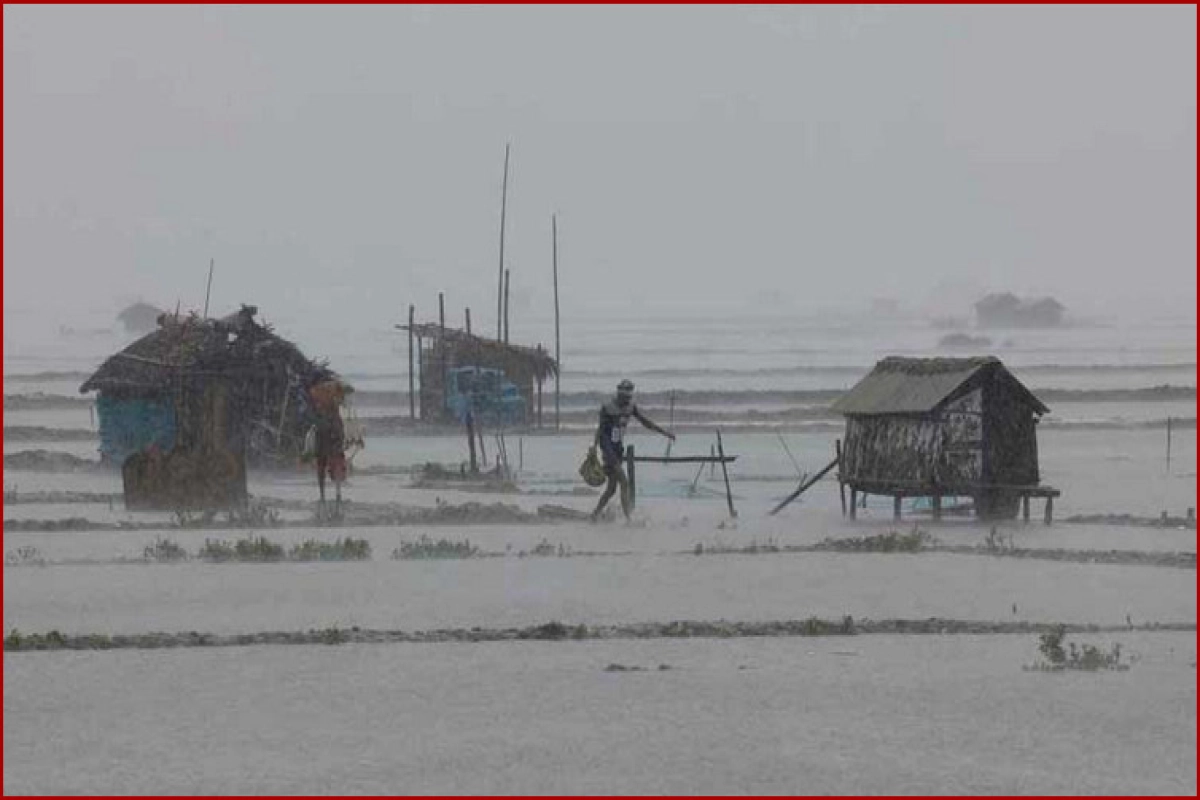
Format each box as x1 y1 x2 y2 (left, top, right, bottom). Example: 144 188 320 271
552 214 561 430
497 143 510 341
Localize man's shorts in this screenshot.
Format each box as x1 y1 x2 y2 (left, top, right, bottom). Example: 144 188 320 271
318 452 347 482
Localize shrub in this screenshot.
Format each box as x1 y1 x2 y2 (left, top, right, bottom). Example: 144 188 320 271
289 537 372 561
143 537 188 562
198 535 285 562
392 535 479 560
5 546 45 566
1028 625 1129 672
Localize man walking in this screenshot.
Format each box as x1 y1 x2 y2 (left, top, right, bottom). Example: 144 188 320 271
591 379 675 522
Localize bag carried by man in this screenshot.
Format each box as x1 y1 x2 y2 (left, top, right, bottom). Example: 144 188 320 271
579 445 607 487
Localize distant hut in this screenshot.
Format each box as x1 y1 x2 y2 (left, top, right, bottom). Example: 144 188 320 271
400 322 558 428
117 302 166 335
81 305 338 509
974 293 1065 328
832 356 1059 521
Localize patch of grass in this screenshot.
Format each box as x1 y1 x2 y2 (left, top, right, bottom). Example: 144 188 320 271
5 546 46 566
174 509 218 528
143 537 188 563
1026 626 1130 672
289 537 371 561
197 535 286 563
691 537 779 556
173 502 281 530
392 535 479 560
523 538 571 557
226 501 282 528
816 526 933 553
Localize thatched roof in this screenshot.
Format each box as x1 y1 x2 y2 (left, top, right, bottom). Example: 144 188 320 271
832 356 1048 416
398 323 559 381
81 305 335 395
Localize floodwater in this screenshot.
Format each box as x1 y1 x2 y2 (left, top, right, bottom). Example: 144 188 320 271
4 309 1197 794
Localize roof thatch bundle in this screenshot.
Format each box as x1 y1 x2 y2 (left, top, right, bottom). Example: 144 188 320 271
81 305 335 396
401 323 559 382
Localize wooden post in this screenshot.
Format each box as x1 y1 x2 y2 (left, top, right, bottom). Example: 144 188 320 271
408 305 416 419
1044 496 1054 525
518 437 524 472
416 334 424 420
439 293 447 418
497 142 510 341
849 488 858 520
893 495 902 521
835 439 846 516
627 444 637 510
1167 416 1172 470
716 430 737 518
503 269 511 344
466 412 478 473
465 307 472 336
665 391 675 457
552 214 561 431
1022 495 1030 523
933 494 942 521
710 445 716 480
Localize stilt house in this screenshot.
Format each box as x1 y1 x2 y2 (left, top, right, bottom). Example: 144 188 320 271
832 356 1059 521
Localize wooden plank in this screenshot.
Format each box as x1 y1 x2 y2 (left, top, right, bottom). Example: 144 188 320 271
632 455 737 464
627 444 636 510
769 455 839 516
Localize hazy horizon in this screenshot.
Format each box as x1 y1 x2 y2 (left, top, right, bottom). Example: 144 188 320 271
5 5 1196 343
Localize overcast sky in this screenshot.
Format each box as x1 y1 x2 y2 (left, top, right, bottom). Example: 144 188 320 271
4 5 1196 333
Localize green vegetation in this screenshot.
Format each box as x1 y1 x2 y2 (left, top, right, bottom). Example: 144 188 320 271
197 535 286 563
815 527 932 553
393 535 479 560
143 537 188 562
4 546 45 566
289 537 371 561
1026 626 1130 672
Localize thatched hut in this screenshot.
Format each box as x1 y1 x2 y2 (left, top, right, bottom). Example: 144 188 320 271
401 322 558 428
80 305 338 508
832 356 1059 521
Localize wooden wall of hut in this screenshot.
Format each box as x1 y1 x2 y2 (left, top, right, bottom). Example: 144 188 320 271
842 388 986 490
982 369 1040 487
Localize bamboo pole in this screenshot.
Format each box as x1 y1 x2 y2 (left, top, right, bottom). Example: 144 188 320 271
466 411 478 473
416 334 424 420
439 292 447 419
627 444 636 510
716 430 736 518
552 214 561 431
203 258 214 318
503 269 510 344
497 143 510 341
835 439 846 516
407 305 415 419
1167 416 1172 470
769 456 840 516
